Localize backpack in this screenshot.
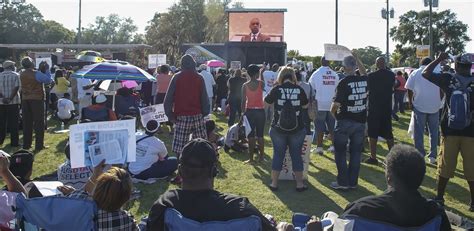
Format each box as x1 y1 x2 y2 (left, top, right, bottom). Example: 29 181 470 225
277 88 298 132
448 75 474 130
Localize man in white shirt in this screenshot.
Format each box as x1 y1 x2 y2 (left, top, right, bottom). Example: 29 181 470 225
129 120 178 180
76 78 95 118
262 63 279 121
405 58 442 164
199 64 216 113
309 57 339 154
56 93 76 124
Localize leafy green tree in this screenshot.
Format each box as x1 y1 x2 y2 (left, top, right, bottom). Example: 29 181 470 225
145 0 208 63
0 3 45 44
204 0 231 43
287 50 301 59
39 20 76 44
390 9 470 67
351 46 383 69
81 14 138 44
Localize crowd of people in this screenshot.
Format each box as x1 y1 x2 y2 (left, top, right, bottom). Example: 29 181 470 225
0 50 473 230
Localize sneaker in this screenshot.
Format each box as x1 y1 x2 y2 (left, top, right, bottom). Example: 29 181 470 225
327 146 335 153
364 157 379 165
428 157 437 165
330 182 348 190
313 147 324 155
348 185 357 190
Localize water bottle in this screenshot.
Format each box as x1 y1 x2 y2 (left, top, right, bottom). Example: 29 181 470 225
61 122 65 130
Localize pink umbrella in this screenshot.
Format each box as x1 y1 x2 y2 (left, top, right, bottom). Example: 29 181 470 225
206 60 225 67
122 80 138 89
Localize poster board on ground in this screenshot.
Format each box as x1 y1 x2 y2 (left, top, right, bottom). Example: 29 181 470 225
279 135 312 180
324 44 352 61
139 104 168 127
69 119 136 168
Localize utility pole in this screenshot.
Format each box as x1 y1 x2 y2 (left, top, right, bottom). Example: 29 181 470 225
335 0 338 44
77 0 82 44
428 0 433 59
381 1 394 64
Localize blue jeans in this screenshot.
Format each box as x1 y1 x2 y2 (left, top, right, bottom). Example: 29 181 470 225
133 157 178 180
392 90 406 115
334 119 365 187
413 107 439 158
270 128 306 172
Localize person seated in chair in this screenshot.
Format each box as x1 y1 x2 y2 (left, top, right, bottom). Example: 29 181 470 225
115 87 139 118
128 120 178 180
81 94 117 122
59 161 139 230
147 138 276 231
304 145 451 231
56 93 76 125
57 143 93 190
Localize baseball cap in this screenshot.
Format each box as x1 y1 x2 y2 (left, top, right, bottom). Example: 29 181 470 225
180 138 217 168
2 60 15 69
9 150 34 179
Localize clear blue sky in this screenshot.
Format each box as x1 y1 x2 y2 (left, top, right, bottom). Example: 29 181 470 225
29 0 474 56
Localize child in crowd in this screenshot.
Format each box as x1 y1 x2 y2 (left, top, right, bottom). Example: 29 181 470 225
57 143 93 190
224 120 249 153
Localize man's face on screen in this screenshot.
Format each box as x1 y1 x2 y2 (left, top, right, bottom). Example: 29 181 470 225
249 18 261 34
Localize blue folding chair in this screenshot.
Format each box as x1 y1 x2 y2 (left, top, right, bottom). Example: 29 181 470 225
14 194 97 231
340 215 442 231
164 208 262 231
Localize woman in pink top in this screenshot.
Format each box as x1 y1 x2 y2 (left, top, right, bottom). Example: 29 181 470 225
155 65 173 104
392 70 408 120
241 64 265 163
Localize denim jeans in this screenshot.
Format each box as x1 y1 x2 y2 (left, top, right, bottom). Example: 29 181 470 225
393 90 406 115
270 128 306 172
133 156 178 180
334 119 365 187
227 98 242 126
413 107 439 158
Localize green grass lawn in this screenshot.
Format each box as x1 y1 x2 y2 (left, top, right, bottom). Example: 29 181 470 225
1 111 472 223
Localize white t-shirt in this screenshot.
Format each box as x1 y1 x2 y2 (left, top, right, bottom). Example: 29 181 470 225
262 70 277 95
309 66 339 111
76 78 93 98
57 98 75 119
405 65 442 113
128 133 168 175
225 123 240 147
200 70 216 98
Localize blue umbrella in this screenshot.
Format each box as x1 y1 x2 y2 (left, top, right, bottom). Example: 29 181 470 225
72 61 155 82
72 61 155 111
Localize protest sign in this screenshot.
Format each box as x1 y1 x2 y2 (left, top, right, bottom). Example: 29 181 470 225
139 104 168 127
148 54 167 69
279 135 312 180
230 61 241 70
416 45 430 58
69 119 136 168
324 44 352 61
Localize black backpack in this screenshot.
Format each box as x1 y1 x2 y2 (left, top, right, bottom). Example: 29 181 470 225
277 88 298 132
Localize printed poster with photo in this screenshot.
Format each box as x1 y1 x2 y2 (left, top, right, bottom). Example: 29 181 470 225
139 104 168 127
69 119 136 168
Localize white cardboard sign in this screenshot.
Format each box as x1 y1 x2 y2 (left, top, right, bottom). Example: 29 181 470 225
139 104 168 127
324 44 352 61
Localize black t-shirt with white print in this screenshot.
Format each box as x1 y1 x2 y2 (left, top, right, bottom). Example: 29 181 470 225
264 81 308 133
333 75 368 123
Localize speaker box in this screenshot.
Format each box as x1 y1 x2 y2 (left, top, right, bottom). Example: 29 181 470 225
225 42 286 68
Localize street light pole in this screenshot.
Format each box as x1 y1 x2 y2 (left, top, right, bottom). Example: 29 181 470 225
77 0 82 44
335 0 338 44
428 0 433 59
386 0 389 63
